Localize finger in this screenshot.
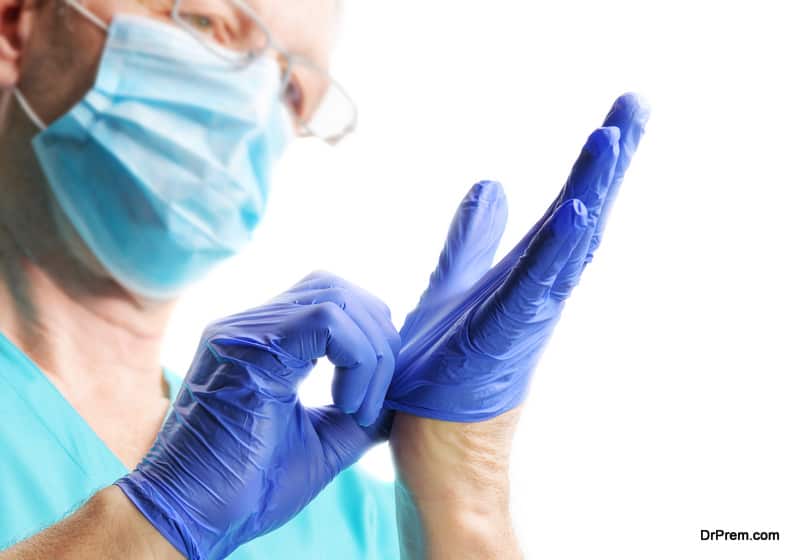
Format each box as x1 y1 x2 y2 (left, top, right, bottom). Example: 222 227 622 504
586 92 651 263
549 127 621 300
343 284 400 358
469 199 588 355
353 349 395 427
513 92 650 253
294 272 391 319
323 295 395 427
466 125 621 298
285 287 400 362
291 272 400 356
296 293 396 424
560 126 621 217
402 180 508 339
288 280 399 424
293 301 378 414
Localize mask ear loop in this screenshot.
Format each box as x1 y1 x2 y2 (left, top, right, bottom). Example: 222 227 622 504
13 1 108 131
63 0 109 31
12 89 46 131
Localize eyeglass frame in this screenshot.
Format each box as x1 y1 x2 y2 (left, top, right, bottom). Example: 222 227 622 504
171 0 358 145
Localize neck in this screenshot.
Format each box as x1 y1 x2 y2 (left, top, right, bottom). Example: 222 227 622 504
0 91 173 397
0 258 172 392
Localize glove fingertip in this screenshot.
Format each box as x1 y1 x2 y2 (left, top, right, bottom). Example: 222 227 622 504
469 179 505 203
604 92 652 132
585 126 620 157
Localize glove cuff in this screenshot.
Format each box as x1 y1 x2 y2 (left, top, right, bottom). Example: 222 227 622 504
115 471 202 560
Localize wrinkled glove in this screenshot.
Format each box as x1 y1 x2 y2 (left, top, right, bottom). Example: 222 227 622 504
116 272 400 560
385 93 650 421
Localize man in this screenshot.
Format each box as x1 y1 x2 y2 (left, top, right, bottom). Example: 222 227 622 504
0 0 649 558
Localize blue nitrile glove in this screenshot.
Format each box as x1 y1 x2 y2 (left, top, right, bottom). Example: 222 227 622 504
385 93 650 421
116 272 400 560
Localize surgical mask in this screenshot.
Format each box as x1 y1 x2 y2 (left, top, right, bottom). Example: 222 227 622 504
14 12 294 300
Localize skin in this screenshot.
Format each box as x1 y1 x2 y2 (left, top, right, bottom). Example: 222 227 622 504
0 1 520 558
391 411 523 559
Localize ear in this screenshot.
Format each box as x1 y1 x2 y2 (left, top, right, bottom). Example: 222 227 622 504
0 0 34 88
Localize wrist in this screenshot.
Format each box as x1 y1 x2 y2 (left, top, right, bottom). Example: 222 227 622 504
95 486 184 560
390 411 517 504
390 410 522 559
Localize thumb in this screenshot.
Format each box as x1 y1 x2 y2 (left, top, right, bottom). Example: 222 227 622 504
307 405 389 474
402 180 508 338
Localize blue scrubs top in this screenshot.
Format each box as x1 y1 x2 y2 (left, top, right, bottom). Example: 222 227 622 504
0 332 399 558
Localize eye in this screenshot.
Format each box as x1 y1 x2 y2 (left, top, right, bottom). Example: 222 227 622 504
282 76 306 121
183 13 214 34
177 10 237 47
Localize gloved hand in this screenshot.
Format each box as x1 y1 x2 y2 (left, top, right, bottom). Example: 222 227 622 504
385 93 650 421
116 272 400 560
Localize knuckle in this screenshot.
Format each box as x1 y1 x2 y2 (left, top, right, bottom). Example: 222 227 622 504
303 269 329 281
324 287 349 307
200 326 217 344
308 300 343 325
325 275 346 289
322 270 344 286
301 269 339 287
378 349 395 371
201 316 230 341
351 344 378 370
361 350 378 371
360 290 391 319
318 300 343 318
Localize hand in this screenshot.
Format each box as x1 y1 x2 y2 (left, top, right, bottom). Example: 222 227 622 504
388 93 650 560
115 272 400 560
385 93 651 421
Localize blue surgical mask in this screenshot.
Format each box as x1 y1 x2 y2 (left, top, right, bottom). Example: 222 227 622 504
15 13 293 300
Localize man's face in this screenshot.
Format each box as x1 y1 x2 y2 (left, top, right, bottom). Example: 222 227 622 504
0 0 339 297
5 0 339 126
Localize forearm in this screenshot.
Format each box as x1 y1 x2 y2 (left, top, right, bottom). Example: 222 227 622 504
0 487 182 560
390 411 523 560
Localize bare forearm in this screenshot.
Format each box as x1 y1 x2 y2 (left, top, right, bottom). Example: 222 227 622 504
0 487 181 560
394 476 519 560
390 411 523 560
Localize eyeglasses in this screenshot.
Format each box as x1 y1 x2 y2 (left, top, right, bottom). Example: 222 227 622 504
171 0 357 145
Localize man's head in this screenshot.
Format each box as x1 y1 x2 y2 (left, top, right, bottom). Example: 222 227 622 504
0 0 340 125
0 0 340 304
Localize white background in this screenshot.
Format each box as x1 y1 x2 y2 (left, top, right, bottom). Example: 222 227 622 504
163 1 800 558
